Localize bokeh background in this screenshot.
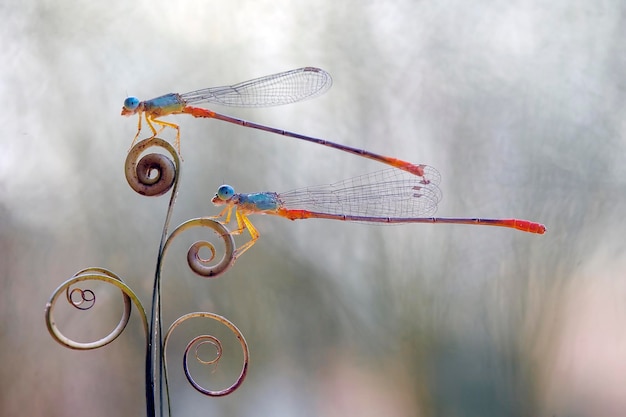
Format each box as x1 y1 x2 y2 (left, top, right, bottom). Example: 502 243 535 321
2 1 626 416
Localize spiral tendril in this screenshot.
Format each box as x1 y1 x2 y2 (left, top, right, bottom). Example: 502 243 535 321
193 335 222 367
161 218 236 278
45 267 148 350
47 133 246 412
163 312 249 397
125 137 179 196
66 287 96 310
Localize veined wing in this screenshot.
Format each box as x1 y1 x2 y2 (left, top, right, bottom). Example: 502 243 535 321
277 167 443 218
180 67 332 107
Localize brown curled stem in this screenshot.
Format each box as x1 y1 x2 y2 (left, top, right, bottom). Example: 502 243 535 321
163 312 249 397
161 218 236 278
125 137 180 196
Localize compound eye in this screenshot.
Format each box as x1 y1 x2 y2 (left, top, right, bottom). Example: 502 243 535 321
123 97 140 111
216 185 235 201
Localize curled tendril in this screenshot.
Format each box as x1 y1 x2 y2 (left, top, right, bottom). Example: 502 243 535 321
163 312 249 397
125 137 179 196
67 287 96 310
162 218 236 278
45 267 148 350
192 335 223 366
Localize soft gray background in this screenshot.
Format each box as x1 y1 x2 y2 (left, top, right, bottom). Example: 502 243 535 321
2 1 625 416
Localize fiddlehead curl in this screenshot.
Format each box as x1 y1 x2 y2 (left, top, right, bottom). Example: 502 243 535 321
125 137 179 196
163 312 249 397
45 267 148 350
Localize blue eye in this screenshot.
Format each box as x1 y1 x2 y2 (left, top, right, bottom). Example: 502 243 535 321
216 185 235 201
123 97 140 110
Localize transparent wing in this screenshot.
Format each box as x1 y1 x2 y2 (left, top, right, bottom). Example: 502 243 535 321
277 167 443 218
180 67 332 107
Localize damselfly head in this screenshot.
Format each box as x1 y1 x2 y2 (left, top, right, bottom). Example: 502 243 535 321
121 97 141 115
212 185 235 206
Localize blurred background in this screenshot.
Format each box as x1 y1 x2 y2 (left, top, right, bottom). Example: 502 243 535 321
2 0 626 416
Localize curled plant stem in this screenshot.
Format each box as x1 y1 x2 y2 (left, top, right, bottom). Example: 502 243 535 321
45 267 148 350
161 218 236 278
125 137 179 197
163 312 249 397
46 132 247 417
